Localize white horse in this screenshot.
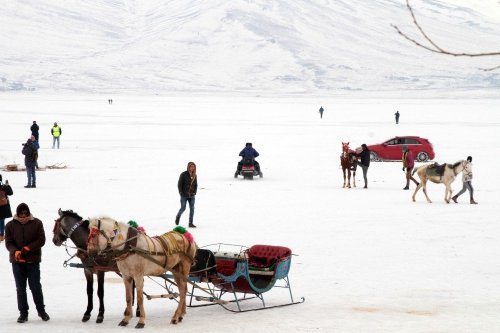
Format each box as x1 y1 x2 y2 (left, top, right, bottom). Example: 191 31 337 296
87 218 196 328
412 160 468 203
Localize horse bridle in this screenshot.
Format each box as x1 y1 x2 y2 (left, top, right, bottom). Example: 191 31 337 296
54 216 87 241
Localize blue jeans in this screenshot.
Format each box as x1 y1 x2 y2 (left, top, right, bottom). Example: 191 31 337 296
52 136 60 149
26 166 36 186
176 196 195 222
0 218 5 235
12 263 46 315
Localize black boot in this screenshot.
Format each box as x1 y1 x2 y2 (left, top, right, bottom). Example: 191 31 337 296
32 183 36 188
17 313 28 323
188 220 197 228
24 185 31 188
175 216 180 225
38 312 50 321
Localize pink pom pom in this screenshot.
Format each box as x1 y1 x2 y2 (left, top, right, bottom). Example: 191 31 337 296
184 231 194 243
137 226 146 233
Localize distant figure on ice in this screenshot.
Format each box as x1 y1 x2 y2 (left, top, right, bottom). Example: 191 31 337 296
452 156 478 204
319 106 324 119
51 122 61 149
30 121 39 141
108 99 113 104
395 110 400 124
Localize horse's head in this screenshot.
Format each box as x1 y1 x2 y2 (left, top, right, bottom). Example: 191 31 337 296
342 142 350 153
87 217 123 258
53 208 88 246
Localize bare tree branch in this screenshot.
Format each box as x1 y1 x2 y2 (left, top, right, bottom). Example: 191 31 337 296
393 0 500 65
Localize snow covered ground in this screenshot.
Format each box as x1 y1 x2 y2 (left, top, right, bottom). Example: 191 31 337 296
0 95 499 332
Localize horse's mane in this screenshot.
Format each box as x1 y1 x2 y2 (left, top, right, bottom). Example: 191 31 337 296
61 209 83 220
450 161 463 169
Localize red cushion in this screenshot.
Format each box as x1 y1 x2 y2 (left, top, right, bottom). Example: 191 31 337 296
247 245 291 267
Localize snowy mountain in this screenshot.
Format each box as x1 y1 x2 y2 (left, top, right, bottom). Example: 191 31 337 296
1 0 499 95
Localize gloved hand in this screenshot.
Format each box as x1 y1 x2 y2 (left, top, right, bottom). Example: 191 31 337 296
21 246 30 255
402 167 406 171
15 251 26 263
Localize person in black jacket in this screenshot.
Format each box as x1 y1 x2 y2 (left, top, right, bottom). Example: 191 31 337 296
30 121 39 141
0 174 14 242
22 138 38 188
355 144 371 188
5 203 50 323
175 162 198 228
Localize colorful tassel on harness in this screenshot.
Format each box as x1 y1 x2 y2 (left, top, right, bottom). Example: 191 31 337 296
173 226 194 243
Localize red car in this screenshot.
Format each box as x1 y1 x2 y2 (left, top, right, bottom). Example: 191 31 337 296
357 136 435 162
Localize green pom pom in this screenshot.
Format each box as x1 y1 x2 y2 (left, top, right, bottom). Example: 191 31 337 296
128 220 138 228
173 226 186 234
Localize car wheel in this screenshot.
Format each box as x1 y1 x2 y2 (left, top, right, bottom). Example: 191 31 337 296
416 152 429 162
370 151 379 161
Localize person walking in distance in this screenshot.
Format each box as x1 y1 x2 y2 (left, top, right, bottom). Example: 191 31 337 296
4 203 50 323
30 121 39 141
51 122 62 149
175 162 198 228
452 156 478 204
22 137 38 188
319 106 324 119
0 174 14 242
402 145 419 190
395 111 400 124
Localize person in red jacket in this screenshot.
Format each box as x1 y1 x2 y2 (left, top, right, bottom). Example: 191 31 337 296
4 203 50 323
402 145 419 190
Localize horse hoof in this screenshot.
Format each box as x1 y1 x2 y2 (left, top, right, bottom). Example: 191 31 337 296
170 319 178 325
119 320 129 326
82 314 91 322
96 316 104 324
135 323 145 329
178 316 183 322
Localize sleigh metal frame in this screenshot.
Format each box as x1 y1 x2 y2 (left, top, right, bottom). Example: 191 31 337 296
155 243 305 312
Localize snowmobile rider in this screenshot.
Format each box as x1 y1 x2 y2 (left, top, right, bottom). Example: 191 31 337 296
235 142 261 177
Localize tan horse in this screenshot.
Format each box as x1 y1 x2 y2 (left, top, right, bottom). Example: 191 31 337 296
412 160 468 203
87 217 196 328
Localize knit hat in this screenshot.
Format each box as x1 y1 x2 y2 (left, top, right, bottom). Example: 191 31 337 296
16 203 30 216
0 174 2 182
361 144 367 149
467 156 472 162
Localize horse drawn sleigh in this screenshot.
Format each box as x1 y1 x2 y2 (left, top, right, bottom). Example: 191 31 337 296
53 209 304 328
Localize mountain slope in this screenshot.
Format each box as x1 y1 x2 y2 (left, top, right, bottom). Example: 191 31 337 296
1 0 499 95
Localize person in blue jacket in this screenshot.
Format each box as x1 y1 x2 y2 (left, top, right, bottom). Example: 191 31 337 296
235 143 261 177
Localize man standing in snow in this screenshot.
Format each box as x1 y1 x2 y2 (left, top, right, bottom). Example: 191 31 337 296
51 122 61 149
22 138 38 188
5 203 50 323
30 121 39 141
355 144 370 188
175 162 198 228
319 106 324 119
395 111 400 124
452 156 478 204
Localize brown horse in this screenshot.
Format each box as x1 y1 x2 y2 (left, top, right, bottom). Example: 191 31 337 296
87 218 196 328
340 142 357 188
412 160 468 203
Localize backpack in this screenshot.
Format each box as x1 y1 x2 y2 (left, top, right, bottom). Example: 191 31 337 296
0 189 8 206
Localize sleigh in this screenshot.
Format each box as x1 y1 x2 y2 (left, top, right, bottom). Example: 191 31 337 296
155 243 305 312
